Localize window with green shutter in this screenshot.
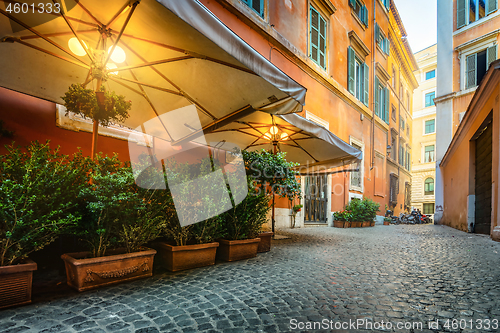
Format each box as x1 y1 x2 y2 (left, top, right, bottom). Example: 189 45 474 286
348 46 369 106
457 0 497 29
241 0 264 17
350 0 369 27
309 6 327 69
425 119 435 134
374 76 389 123
465 46 497 89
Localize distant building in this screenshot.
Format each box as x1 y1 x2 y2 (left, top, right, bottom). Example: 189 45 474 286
411 44 437 218
435 0 499 240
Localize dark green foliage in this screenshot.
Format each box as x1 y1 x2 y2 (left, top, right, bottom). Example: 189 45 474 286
61 84 131 127
0 141 88 266
0 120 14 138
242 149 301 200
334 197 380 222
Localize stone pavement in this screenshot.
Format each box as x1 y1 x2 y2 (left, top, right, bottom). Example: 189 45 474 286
1 225 500 333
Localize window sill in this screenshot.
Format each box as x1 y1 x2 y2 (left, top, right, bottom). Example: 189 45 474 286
423 132 435 136
376 44 388 59
351 10 367 30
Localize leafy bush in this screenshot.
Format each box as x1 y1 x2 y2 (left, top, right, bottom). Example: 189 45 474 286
332 210 353 222
345 197 380 222
75 154 167 257
0 142 87 266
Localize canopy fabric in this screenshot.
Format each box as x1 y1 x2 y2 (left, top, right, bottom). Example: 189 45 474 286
202 111 363 174
0 0 306 140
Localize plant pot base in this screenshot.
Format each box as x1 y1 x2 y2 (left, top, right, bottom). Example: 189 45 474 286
152 242 219 272
257 232 274 253
61 248 156 292
216 238 261 262
0 259 37 309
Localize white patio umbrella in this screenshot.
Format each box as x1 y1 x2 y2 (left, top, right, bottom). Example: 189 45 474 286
0 0 306 156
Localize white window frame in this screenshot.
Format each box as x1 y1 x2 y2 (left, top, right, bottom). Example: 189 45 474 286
424 90 436 108
458 35 498 91
423 118 436 135
349 137 364 192
424 69 436 81
423 144 436 164
305 111 330 130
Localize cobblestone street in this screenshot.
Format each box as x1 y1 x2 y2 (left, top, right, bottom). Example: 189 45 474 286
1 225 500 333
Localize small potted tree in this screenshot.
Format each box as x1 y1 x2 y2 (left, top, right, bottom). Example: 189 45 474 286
0 142 85 308
61 154 162 291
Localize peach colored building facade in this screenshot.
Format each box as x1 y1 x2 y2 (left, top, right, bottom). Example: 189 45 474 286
436 0 500 239
0 0 417 229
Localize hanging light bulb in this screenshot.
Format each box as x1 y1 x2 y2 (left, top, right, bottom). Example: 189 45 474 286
108 45 126 63
68 37 87 56
264 132 272 140
280 132 289 141
106 63 118 75
269 126 279 135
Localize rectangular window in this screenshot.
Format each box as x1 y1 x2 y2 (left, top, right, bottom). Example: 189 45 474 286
458 0 497 29
241 0 264 17
406 92 410 110
424 145 435 163
425 91 436 107
310 6 327 69
348 47 369 106
465 45 497 89
423 203 435 214
391 104 396 121
425 69 436 80
391 132 397 160
350 0 368 26
350 142 363 190
374 76 389 123
425 119 435 134
400 117 405 130
375 23 390 55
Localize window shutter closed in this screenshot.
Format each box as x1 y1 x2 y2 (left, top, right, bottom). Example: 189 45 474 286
362 6 368 26
466 53 477 89
348 47 356 95
487 45 497 69
363 63 369 106
375 23 380 43
385 38 391 55
487 0 498 15
349 0 356 9
374 76 380 117
384 87 390 124
457 0 466 29
310 7 319 63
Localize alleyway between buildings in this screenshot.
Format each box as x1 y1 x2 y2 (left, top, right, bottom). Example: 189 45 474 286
1 225 500 333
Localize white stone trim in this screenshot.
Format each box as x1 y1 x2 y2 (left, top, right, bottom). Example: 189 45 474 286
349 136 364 192
305 110 330 130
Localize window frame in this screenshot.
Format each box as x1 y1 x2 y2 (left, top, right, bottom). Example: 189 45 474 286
424 91 436 107
423 203 435 214
425 69 436 80
309 5 328 70
424 145 435 163
350 0 369 27
348 46 369 106
374 75 390 124
457 0 497 29
349 137 364 193
424 177 435 195
241 0 265 17
424 119 436 134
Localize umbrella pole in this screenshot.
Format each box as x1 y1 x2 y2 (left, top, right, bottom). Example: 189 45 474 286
91 120 99 160
272 141 277 234
272 192 275 234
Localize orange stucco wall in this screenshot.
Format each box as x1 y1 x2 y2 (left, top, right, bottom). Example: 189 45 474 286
441 81 500 232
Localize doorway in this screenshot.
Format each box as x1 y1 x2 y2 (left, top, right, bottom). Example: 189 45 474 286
474 123 492 234
304 175 328 224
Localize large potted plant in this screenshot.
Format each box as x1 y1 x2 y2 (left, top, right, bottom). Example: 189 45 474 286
216 191 271 261
0 142 84 308
333 210 352 228
152 158 224 272
61 155 163 292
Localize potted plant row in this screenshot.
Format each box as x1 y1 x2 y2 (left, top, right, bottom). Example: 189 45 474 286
332 197 380 228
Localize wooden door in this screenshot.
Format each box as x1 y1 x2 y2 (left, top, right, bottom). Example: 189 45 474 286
304 175 328 223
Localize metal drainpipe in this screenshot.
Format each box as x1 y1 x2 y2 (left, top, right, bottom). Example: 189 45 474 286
370 0 377 171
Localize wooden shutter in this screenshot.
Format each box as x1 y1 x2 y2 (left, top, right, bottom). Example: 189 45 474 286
375 23 380 43
363 63 369 106
487 45 497 69
384 87 390 124
362 5 368 26
466 53 476 89
348 47 356 95
310 7 320 64
487 0 498 15
349 0 356 9
251 0 263 16
319 15 326 68
384 38 390 55
374 76 380 117
457 0 466 29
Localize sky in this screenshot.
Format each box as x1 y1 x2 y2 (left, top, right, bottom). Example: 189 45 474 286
395 0 437 54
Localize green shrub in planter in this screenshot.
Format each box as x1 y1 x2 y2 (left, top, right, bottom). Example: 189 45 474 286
344 197 380 222
0 141 88 266
75 154 167 257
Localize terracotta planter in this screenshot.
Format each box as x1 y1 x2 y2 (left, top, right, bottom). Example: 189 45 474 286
384 221 390 225
216 238 260 262
257 232 274 253
362 221 371 228
152 242 219 272
61 248 156 292
0 259 37 309
333 221 346 228
344 221 351 228
351 221 362 228
370 221 376 227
